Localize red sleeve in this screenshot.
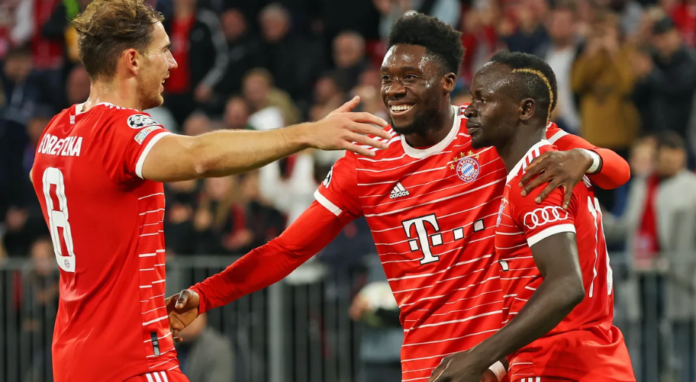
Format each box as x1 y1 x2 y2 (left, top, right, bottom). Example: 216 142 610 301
101 111 171 183
509 180 578 247
314 151 363 219
545 124 630 190
190 201 350 314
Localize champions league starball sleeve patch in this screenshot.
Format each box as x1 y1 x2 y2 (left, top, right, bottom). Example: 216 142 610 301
127 114 160 129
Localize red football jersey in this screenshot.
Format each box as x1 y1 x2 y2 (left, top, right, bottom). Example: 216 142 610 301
496 141 634 381
31 103 180 382
315 105 602 380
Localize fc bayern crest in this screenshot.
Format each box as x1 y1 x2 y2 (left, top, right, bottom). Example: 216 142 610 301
456 157 480 183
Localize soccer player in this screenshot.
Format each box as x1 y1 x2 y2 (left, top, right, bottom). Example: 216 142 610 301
168 15 631 382
427 53 635 382
30 1 390 381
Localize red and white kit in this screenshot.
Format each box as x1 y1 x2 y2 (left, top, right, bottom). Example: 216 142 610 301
32 103 183 382
190 105 630 381
496 141 635 382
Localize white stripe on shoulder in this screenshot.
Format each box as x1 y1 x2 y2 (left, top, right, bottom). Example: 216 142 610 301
527 224 576 246
547 129 568 144
160 371 169 382
145 373 155 382
135 131 171 179
314 190 342 216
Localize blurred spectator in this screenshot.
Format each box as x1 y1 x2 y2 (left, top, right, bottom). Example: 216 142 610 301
671 0 696 47
13 0 64 70
460 6 499 84
318 0 380 50
351 84 388 120
309 70 349 121
259 151 318 225
501 0 550 54
333 31 371 90
65 64 89 106
42 0 91 65
374 0 461 40
610 135 658 218
0 46 44 210
164 179 200 255
163 0 229 126
176 313 235 382
348 256 402 382
182 112 213 136
536 2 582 133
608 131 696 278
216 9 262 100
359 66 382 89
224 96 255 130
1 46 41 126
7 1 29 53
374 0 408 40
600 0 644 36
2 191 49 257
23 105 53 177
632 17 696 158
21 237 58 382
257 3 324 109
571 11 638 157
194 172 286 255
243 68 300 130
572 11 639 210
605 132 696 382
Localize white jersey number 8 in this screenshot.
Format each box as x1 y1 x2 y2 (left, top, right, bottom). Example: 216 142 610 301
42 167 76 272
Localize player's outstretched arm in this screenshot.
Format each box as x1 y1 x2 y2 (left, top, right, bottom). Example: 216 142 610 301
548 129 630 189
427 234 584 382
518 130 631 208
141 96 390 182
166 201 349 341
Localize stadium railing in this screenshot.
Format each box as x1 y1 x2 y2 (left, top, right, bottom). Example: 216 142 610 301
1 253 695 382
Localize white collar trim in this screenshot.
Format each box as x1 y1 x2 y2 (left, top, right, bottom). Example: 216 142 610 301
506 139 552 184
401 105 462 159
75 102 115 115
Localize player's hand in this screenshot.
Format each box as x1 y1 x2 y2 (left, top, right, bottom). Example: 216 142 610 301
428 351 488 382
165 289 200 342
306 96 391 157
348 295 372 321
519 149 594 209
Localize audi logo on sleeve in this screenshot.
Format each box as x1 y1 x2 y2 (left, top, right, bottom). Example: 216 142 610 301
523 206 569 229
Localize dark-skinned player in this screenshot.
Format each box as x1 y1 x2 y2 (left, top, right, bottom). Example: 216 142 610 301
428 52 635 382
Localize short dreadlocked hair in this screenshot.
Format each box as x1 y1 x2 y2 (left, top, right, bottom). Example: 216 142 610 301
490 51 558 122
388 13 464 75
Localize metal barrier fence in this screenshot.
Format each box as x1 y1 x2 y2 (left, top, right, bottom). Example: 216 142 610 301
1 254 696 382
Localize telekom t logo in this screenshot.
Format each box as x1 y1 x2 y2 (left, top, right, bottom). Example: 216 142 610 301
402 214 443 264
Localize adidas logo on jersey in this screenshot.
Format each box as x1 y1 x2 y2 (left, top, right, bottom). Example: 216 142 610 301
390 182 410 199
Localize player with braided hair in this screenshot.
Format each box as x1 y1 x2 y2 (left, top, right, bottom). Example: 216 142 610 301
428 52 635 382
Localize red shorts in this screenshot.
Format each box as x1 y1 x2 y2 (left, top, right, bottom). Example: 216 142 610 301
124 369 189 382
513 378 575 382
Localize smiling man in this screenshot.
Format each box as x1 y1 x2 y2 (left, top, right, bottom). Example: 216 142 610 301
30 1 390 381
428 52 635 382
168 14 631 382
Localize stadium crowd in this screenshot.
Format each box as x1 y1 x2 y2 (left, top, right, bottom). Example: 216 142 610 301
2 0 696 381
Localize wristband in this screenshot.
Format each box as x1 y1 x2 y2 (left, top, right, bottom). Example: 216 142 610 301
582 149 601 174
488 361 507 381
